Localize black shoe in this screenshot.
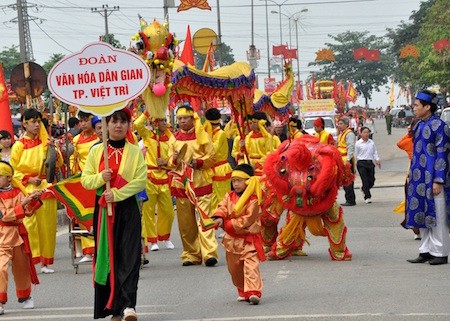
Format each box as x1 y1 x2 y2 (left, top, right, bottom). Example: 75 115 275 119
340 202 356 206
205 257 218 267
182 261 196 266
407 253 435 263
429 256 448 265
142 259 149 265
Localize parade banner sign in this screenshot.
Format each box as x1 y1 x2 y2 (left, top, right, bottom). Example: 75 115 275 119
300 99 335 117
48 42 150 116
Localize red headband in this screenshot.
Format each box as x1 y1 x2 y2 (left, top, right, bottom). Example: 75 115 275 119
314 117 324 127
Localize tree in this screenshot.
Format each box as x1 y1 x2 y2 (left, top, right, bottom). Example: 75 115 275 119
0 45 21 79
386 0 436 95
42 54 65 100
194 42 235 70
100 33 126 49
308 31 393 106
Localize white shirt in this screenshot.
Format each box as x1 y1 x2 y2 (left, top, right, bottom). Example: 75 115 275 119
355 138 380 161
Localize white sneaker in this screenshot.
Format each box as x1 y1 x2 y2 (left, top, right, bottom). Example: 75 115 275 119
23 297 34 309
365 198 372 204
0 304 4 315
414 234 421 240
150 243 159 251
40 266 54 274
79 254 93 263
163 240 174 250
122 307 137 321
237 296 246 302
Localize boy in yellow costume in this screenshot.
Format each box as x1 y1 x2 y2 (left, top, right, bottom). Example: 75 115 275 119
70 111 99 262
204 108 232 211
232 112 273 176
168 105 219 267
134 111 175 251
10 109 63 274
288 117 306 141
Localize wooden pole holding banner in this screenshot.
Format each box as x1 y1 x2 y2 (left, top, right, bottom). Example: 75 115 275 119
101 117 113 216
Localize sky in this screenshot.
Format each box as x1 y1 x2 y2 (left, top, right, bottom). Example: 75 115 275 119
1 0 424 108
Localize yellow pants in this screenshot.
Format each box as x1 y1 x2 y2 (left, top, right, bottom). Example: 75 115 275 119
0 245 32 303
175 195 218 264
142 183 175 244
211 179 231 212
23 198 57 265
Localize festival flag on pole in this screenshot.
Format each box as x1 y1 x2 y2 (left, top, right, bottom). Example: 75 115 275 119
365 49 380 61
202 41 216 72
389 80 395 107
0 64 14 141
47 173 96 231
272 45 288 56
353 47 368 60
310 73 315 99
283 48 297 59
306 82 312 100
296 81 304 101
332 76 339 104
346 81 357 103
180 25 195 66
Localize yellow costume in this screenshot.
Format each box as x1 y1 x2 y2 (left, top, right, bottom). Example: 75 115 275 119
134 114 175 245
315 130 335 145
168 108 218 265
70 132 99 256
10 123 63 266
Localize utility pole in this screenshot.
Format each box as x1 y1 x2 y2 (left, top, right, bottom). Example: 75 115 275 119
216 0 223 67
10 0 38 62
264 0 271 78
91 4 119 44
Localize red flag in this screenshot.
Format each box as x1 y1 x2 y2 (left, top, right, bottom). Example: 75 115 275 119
297 81 304 101
0 64 14 141
283 48 297 59
180 25 195 66
366 49 380 61
202 41 216 72
332 76 338 104
272 45 288 56
310 73 315 99
306 82 313 100
433 38 450 51
353 47 368 60
317 85 322 99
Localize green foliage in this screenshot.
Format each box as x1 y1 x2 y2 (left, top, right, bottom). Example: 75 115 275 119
309 31 394 105
0 45 21 79
42 54 65 100
195 42 235 69
101 34 126 49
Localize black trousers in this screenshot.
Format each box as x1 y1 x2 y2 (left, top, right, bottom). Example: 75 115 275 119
344 158 356 204
357 160 375 200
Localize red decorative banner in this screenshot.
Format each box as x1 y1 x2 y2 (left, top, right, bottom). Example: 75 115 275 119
178 0 211 12
272 45 288 56
433 38 450 51
365 49 380 61
353 47 368 60
283 48 297 59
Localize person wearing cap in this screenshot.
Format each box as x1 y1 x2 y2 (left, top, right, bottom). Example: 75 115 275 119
288 117 306 141
10 109 63 274
212 163 265 305
313 117 335 145
232 112 273 176
204 108 233 211
168 104 219 267
406 90 450 266
0 160 43 315
70 111 99 263
0 130 13 162
337 116 356 206
81 108 147 320
134 110 175 251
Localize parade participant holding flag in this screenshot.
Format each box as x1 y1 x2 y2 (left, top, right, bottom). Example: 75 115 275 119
204 108 232 211
10 109 63 274
0 161 43 315
212 164 265 305
70 111 99 263
81 108 147 321
168 104 219 267
134 111 175 251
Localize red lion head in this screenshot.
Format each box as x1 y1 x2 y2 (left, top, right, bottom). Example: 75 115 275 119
263 135 353 217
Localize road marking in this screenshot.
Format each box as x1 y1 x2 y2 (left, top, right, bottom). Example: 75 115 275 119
2 304 169 313
275 266 290 282
0 312 174 320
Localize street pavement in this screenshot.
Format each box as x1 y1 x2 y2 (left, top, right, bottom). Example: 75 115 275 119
5 119 450 321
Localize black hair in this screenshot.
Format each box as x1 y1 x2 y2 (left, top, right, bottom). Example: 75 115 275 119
417 90 438 113
68 117 80 128
78 111 93 119
251 112 268 121
360 126 370 133
289 117 302 129
106 110 129 123
0 130 11 139
234 163 254 177
21 109 42 122
205 108 221 121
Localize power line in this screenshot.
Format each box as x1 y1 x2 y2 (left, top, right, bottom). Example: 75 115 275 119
31 18 73 53
91 4 119 43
